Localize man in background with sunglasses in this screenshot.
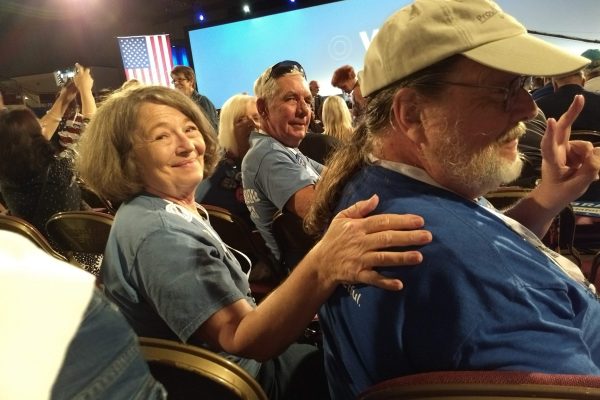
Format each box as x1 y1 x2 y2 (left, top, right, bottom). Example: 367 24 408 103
305 0 600 397
242 60 323 272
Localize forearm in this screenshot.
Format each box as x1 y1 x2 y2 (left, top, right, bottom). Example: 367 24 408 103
79 89 96 119
230 246 334 360
504 184 565 238
39 95 72 140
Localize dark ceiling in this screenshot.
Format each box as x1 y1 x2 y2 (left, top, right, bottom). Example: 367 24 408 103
0 0 336 80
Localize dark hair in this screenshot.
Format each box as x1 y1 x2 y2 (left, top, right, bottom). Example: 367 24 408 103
171 65 196 84
0 108 54 183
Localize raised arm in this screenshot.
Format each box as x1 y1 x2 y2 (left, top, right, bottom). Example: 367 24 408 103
39 82 78 140
196 194 432 360
73 63 96 120
506 95 600 237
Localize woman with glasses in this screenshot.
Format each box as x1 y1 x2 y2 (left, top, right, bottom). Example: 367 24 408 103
76 85 432 399
170 65 219 132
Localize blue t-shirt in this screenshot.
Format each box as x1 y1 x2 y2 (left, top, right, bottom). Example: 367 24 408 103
101 193 260 376
320 165 600 400
241 132 322 260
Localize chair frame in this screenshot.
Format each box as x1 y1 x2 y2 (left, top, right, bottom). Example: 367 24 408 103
271 210 317 271
0 214 68 262
200 204 281 280
45 210 114 254
358 370 600 399
138 337 268 400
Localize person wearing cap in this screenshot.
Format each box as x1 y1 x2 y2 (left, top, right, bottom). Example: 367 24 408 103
305 0 600 397
242 60 324 270
582 48 600 93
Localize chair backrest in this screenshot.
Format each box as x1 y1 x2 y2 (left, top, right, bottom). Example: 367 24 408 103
201 204 282 279
358 370 600 399
272 210 317 271
0 214 68 262
570 130 600 146
138 337 268 400
46 210 114 254
484 186 532 210
77 178 119 214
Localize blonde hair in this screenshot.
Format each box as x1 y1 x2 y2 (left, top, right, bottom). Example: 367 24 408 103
76 85 219 203
322 96 353 142
218 94 256 155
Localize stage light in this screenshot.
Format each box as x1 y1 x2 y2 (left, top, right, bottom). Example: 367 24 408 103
194 10 205 23
242 4 251 13
289 0 296 2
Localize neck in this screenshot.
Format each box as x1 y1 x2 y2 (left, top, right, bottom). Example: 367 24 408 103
146 188 198 213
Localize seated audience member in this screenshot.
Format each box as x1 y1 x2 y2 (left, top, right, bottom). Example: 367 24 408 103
242 61 324 263
0 231 165 399
322 95 353 143
75 85 432 400
536 69 600 131
0 108 82 235
582 48 600 93
42 63 96 159
305 0 600 398
331 64 367 122
308 79 325 133
195 93 259 228
530 77 553 101
171 65 219 132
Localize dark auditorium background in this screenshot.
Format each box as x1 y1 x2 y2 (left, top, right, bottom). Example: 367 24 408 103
0 0 336 104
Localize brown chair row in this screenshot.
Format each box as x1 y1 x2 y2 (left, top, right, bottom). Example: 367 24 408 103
139 337 267 400
358 370 600 399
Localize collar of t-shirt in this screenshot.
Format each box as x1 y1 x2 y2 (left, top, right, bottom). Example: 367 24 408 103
369 155 593 290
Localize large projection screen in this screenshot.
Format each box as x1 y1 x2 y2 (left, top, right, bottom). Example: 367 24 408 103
188 0 600 109
187 0 403 108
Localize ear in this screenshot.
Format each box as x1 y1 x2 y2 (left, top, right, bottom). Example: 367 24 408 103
391 88 423 143
256 97 268 119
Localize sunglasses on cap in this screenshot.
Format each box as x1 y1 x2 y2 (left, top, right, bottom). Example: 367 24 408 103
267 60 306 82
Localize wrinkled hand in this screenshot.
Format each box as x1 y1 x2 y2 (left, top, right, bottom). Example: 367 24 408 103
539 95 600 205
310 194 432 291
73 62 94 93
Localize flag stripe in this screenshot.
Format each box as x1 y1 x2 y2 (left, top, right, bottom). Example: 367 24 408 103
117 34 174 86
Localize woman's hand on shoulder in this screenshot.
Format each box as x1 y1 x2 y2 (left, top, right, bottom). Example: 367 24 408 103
308 194 432 291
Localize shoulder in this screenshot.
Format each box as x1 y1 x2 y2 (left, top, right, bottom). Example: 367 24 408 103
244 134 291 166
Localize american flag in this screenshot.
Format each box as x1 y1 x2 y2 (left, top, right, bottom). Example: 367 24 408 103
117 34 174 86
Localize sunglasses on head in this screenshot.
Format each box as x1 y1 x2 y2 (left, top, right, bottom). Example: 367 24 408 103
267 60 306 81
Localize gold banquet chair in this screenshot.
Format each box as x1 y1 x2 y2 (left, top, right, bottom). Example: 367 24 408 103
0 214 68 262
138 337 268 400
201 204 284 285
358 370 600 400
45 210 114 275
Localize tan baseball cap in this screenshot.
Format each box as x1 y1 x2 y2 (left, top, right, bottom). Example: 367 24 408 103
361 0 590 97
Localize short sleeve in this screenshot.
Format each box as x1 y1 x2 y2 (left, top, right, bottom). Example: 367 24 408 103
133 227 249 342
256 150 318 209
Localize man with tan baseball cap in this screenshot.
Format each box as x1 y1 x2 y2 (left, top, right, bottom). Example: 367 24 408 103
306 1 600 398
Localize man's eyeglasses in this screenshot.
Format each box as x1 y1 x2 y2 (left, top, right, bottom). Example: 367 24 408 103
416 75 528 111
267 60 306 82
171 78 189 84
